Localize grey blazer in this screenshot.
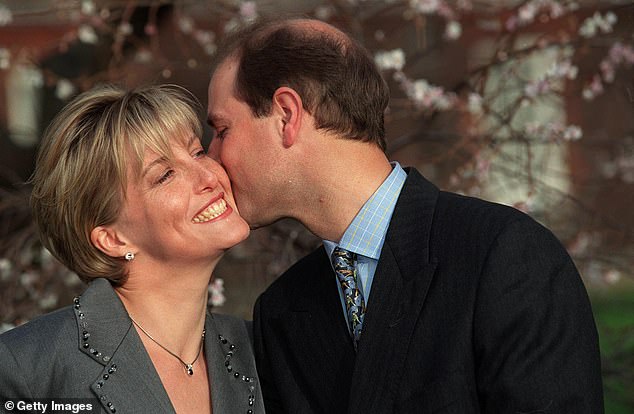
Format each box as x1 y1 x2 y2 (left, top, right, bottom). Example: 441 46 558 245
0 278 264 414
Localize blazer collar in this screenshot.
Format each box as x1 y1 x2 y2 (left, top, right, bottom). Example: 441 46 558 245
205 315 261 414
73 278 135 366
270 168 439 413
382 167 438 274
282 248 357 412
73 278 174 413
74 279 261 414
349 168 440 413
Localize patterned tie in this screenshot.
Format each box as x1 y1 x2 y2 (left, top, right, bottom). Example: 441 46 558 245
332 247 366 350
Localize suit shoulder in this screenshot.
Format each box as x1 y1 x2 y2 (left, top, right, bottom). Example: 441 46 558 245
435 191 569 260
0 306 76 385
435 191 541 236
438 190 528 223
430 191 563 260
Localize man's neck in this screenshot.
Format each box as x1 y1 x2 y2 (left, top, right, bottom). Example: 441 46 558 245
293 141 393 241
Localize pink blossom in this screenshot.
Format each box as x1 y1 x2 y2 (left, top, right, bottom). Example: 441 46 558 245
456 0 472 11
445 21 462 40
240 1 258 21
505 16 518 32
81 1 96 16
409 0 440 14
144 24 157 36
568 231 592 256
475 156 491 180
375 49 406 71
78 25 98 44
467 93 483 114
600 60 615 83
0 48 10 70
178 16 194 34
603 269 621 284
209 278 226 307
55 79 76 100
579 11 618 38
117 22 133 36
511 1 577 29
590 75 604 94
549 3 564 19
0 4 13 26
398 76 457 111
518 3 537 24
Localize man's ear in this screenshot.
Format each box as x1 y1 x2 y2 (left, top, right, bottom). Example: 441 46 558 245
272 87 303 148
90 225 130 259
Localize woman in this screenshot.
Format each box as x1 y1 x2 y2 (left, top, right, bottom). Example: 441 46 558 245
0 85 264 414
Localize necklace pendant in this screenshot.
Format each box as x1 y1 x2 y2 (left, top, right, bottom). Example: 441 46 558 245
186 364 194 376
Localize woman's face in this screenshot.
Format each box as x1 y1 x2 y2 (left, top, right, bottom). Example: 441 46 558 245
113 131 249 267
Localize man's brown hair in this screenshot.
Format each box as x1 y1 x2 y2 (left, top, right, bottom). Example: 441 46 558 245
215 18 390 151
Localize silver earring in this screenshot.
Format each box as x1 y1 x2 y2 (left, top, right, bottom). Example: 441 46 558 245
124 252 135 261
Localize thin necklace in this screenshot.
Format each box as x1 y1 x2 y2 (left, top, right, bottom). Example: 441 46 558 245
130 317 206 376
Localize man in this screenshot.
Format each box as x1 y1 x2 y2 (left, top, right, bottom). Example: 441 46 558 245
207 18 603 413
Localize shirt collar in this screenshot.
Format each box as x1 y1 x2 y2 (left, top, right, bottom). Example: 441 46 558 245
323 162 406 260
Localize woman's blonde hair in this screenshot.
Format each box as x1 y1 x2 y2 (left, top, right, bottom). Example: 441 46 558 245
30 84 202 285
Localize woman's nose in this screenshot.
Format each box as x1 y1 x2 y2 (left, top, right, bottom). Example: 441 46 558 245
195 158 220 192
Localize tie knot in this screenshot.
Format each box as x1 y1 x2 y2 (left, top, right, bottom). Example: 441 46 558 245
332 247 356 270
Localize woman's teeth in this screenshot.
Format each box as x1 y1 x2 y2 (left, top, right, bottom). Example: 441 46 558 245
193 198 227 223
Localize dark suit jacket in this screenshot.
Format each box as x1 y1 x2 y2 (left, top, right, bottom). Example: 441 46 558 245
0 278 264 414
254 168 603 413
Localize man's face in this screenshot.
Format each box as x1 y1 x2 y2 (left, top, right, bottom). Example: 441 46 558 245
207 59 283 228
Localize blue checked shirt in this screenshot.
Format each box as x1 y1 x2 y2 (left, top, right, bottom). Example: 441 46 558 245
323 162 407 324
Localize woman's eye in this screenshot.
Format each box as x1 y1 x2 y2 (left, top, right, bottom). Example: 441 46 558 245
156 169 174 184
194 148 206 158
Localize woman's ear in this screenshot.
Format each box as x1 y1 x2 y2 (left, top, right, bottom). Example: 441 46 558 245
272 87 303 148
90 225 129 259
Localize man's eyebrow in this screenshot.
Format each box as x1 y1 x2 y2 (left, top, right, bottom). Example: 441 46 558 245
207 114 226 128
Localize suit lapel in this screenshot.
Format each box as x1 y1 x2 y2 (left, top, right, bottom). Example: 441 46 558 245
279 248 356 412
349 169 439 413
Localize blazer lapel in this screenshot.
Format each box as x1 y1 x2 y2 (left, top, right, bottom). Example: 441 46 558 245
206 315 260 414
73 278 174 413
348 169 439 413
277 248 356 412
89 328 175 413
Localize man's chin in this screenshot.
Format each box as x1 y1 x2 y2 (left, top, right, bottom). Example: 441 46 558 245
245 214 284 230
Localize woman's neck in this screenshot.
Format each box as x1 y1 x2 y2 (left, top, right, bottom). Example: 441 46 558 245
115 261 213 361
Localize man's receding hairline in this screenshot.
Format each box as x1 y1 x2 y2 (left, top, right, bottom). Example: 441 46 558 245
250 18 351 54
212 18 353 75
213 18 352 96
286 18 352 46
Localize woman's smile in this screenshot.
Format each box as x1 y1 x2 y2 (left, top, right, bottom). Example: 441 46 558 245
193 193 232 223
